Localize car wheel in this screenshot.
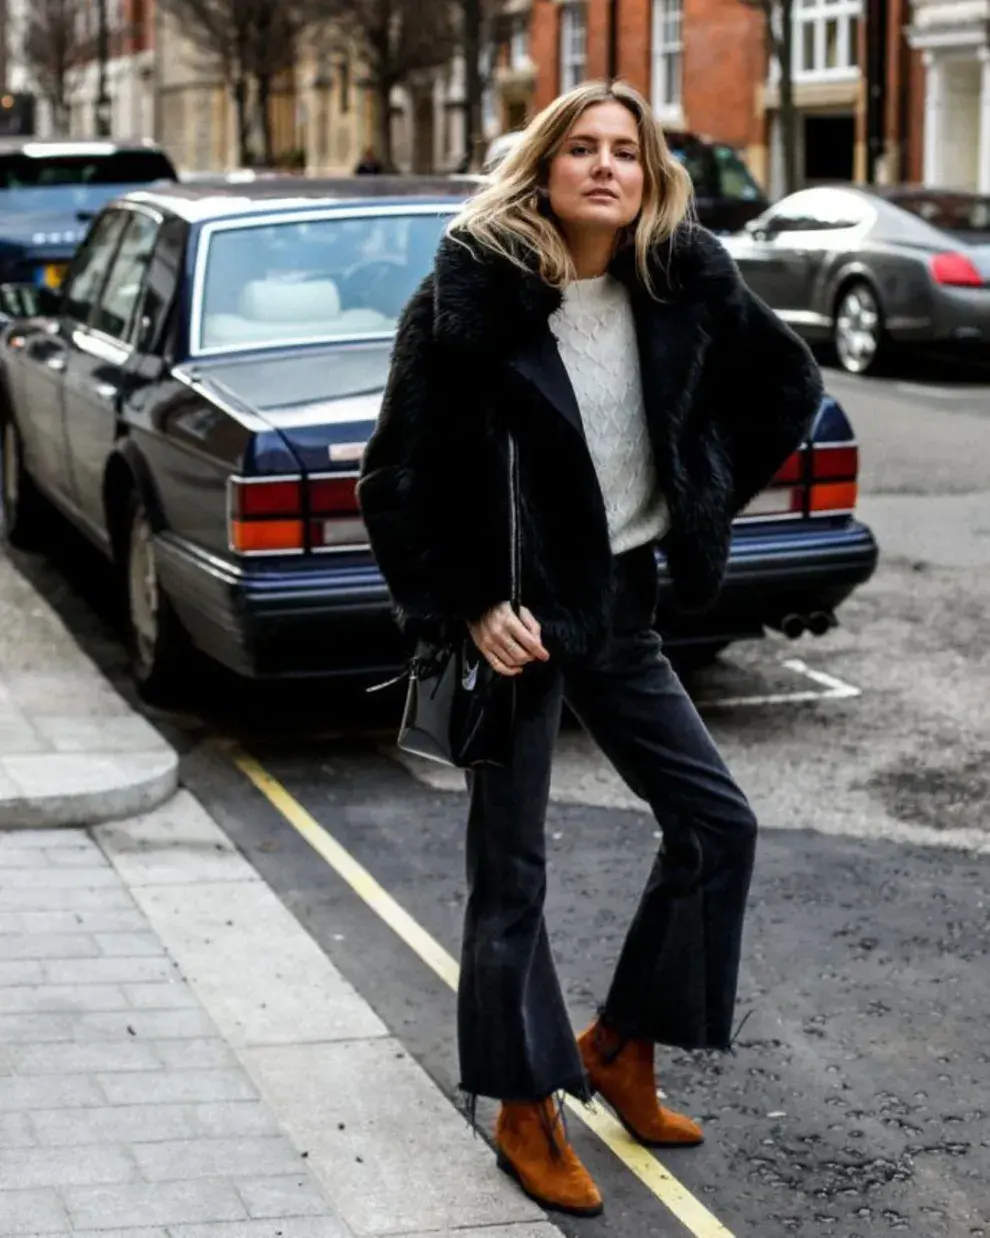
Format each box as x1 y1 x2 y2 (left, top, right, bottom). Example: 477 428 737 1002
123 493 191 702
833 282 884 375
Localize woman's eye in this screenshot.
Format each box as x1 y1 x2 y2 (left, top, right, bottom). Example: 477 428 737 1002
569 144 591 156
616 149 638 161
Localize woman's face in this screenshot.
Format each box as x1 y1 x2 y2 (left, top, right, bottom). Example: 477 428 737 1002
546 101 645 237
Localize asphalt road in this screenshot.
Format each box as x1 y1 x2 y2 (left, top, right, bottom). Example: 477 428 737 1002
8 353 990 1238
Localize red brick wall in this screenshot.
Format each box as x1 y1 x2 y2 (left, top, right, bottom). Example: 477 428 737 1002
532 1 561 110
586 0 612 79
616 0 652 93
530 0 765 149
906 47 925 183
682 0 765 147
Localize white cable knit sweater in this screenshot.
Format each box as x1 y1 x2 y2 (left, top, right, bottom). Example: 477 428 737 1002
548 274 669 555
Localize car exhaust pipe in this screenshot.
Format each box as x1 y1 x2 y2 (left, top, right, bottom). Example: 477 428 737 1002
807 610 836 636
780 613 806 640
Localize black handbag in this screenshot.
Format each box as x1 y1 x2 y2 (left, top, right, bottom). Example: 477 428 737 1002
395 433 520 769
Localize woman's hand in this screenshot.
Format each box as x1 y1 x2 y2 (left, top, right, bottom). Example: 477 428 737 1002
468 604 550 677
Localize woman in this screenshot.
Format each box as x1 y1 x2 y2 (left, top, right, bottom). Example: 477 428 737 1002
358 81 822 1217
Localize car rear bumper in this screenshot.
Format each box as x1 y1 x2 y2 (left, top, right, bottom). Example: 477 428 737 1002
656 518 879 644
157 518 880 679
888 284 990 346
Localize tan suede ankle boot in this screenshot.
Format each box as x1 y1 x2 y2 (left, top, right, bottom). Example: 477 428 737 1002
578 1018 704 1148
495 1097 603 1217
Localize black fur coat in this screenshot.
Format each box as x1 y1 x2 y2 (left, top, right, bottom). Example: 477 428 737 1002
357 223 824 659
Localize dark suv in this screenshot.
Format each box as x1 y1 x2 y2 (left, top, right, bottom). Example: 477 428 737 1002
0 139 177 295
666 131 769 234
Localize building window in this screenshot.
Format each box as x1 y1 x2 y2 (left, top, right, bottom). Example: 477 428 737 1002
559 4 587 93
651 0 683 113
793 0 861 80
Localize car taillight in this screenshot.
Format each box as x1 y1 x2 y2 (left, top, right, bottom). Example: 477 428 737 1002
810 443 858 513
309 473 366 549
930 252 984 287
228 473 367 555
740 449 804 518
229 476 305 554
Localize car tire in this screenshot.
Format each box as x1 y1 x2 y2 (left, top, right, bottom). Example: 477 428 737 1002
1 417 48 548
833 281 885 375
122 492 192 703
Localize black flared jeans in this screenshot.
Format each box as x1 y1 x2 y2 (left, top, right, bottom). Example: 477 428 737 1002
458 545 758 1103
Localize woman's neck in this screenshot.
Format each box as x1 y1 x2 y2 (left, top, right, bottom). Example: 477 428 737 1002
564 228 618 280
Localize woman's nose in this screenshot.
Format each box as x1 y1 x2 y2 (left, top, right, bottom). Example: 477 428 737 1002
592 150 616 177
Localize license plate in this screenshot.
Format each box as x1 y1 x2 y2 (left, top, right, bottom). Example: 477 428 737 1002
38 263 67 289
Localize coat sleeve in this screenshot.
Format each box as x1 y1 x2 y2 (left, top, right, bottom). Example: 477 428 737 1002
356 278 452 639
712 279 824 515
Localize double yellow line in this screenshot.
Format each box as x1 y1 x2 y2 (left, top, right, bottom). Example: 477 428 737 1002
233 747 735 1238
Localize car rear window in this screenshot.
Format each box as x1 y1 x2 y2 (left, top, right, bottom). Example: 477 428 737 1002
197 210 452 354
0 149 176 189
889 192 990 239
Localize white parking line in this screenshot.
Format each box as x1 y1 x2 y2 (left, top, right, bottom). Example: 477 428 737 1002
697 658 861 709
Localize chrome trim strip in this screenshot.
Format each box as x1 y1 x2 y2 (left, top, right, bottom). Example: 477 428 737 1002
734 511 805 524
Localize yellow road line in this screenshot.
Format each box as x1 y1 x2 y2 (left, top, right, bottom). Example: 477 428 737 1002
232 746 736 1238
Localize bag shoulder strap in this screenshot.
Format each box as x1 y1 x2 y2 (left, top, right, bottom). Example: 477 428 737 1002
508 431 520 612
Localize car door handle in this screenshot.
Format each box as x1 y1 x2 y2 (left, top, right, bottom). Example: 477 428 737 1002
45 355 67 373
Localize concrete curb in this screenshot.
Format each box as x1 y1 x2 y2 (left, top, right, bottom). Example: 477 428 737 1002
0 552 179 829
0 749 178 829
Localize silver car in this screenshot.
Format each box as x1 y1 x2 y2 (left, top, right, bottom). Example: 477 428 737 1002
721 186 990 374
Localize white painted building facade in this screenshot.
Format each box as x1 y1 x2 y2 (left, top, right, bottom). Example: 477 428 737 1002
909 0 990 191
4 0 155 140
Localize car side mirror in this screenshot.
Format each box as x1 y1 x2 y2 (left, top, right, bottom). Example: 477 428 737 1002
0 282 61 319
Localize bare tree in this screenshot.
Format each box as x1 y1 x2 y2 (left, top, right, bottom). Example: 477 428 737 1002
743 0 798 195
247 4 303 166
157 0 305 166
20 0 86 136
460 0 485 172
156 0 254 163
309 0 458 171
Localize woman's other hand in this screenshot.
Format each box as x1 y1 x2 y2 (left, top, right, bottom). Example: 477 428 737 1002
468 604 550 677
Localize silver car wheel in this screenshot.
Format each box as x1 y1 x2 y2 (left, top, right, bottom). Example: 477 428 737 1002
835 284 881 375
2 421 20 526
128 506 159 675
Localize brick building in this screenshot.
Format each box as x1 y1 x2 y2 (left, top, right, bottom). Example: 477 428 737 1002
528 0 926 194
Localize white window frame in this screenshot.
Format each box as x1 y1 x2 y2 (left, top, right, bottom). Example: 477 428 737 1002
790 0 862 82
651 0 683 118
559 4 587 94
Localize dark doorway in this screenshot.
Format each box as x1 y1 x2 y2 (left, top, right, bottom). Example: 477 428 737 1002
804 113 855 182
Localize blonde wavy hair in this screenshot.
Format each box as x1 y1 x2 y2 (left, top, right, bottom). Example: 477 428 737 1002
450 80 694 296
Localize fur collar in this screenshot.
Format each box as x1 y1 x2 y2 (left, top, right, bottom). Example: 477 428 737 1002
432 221 742 356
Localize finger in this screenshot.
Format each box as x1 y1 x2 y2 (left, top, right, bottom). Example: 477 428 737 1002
495 635 534 667
505 611 549 661
488 653 521 678
518 606 541 637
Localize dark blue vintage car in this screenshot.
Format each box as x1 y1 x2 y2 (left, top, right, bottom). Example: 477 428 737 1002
0 179 877 697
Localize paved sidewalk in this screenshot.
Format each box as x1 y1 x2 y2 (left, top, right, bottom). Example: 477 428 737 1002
0 800 559 1238
0 555 176 829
